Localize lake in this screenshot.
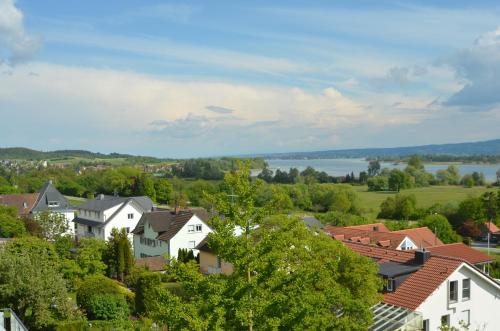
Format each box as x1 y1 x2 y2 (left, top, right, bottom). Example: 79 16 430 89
264 158 500 182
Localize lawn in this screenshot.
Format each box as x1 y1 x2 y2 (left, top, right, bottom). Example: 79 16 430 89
353 185 495 219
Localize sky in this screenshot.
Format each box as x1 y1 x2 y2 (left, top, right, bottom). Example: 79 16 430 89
0 0 499 158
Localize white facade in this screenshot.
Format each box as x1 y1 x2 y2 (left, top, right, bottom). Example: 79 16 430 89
133 214 212 259
396 236 417 250
417 263 500 331
75 200 144 242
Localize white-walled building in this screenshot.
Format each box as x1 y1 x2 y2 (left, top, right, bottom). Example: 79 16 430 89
73 194 153 241
345 242 500 331
131 208 212 259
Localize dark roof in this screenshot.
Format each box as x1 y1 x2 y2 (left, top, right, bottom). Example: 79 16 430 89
301 216 324 229
195 237 211 252
77 195 153 212
378 262 421 278
72 217 104 227
132 208 212 242
0 193 39 215
32 181 72 212
135 255 168 272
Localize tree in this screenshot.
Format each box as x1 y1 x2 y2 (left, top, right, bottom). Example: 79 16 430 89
458 220 481 239
0 238 78 329
367 160 381 177
35 211 69 241
257 167 274 183
419 214 460 244
457 197 486 226
378 194 417 220
367 176 388 191
153 214 382 330
134 173 156 201
407 155 424 170
388 169 413 192
76 237 107 276
358 171 368 184
154 178 173 204
105 228 134 281
0 205 26 237
496 168 500 184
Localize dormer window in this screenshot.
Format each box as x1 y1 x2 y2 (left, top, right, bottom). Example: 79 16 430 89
384 278 395 292
23 202 28 208
48 201 59 207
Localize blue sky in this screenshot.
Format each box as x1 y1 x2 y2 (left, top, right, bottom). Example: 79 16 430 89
0 0 499 158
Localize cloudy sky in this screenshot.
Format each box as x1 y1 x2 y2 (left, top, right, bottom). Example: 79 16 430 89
0 0 499 158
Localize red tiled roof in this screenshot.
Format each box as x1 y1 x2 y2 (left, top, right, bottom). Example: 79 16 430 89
383 256 462 310
393 227 443 248
483 222 500 233
0 193 39 216
135 256 168 272
427 243 494 265
325 226 407 250
343 241 415 263
345 222 390 233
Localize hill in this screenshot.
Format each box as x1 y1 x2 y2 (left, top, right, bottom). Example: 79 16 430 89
257 138 500 159
0 147 139 161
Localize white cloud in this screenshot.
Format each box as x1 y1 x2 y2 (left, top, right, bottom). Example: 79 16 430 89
0 0 41 64
0 62 435 156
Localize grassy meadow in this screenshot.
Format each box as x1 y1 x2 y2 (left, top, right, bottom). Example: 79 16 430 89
354 185 495 218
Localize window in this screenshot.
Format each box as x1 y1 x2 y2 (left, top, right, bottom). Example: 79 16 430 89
127 213 134 219
125 227 130 234
188 241 196 248
441 315 450 327
460 310 470 325
87 226 92 233
196 224 202 232
140 253 152 258
449 281 458 303
74 223 78 230
384 278 394 292
216 256 222 269
462 279 470 300
422 319 429 331
48 201 59 207
188 225 195 233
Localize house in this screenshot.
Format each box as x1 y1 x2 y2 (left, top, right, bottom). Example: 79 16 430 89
73 194 153 241
479 222 500 242
0 181 73 220
325 225 419 250
392 227 444 248
301 216 324 230
131 208 212 259
0 193 39 217
196 238 234 275
427 243 494 274
345 241 500 331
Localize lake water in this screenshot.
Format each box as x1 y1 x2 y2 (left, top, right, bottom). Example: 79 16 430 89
264 158 500 182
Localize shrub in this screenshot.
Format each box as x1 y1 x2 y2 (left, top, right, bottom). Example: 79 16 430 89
77 275 130 320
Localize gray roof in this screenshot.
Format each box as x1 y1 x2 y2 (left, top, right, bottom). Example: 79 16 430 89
72 217 104 227
301 216 324 229
32 181 72 212
378 262 421 278
77 195 153 212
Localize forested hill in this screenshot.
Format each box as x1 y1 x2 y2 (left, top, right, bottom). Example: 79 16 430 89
258 138 500 159
0 147 136 160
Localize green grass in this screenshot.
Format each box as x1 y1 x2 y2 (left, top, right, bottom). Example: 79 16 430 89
353 185 495 219
65 195 87 207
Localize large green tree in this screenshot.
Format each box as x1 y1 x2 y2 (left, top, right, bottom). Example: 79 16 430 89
418 214 460 244
105 228 134 281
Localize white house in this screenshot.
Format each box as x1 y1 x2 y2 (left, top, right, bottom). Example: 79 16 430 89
131 208 212 259
73 194 153 241
345 242 500 331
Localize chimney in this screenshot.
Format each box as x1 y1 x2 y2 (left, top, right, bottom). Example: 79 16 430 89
415 248 431 265
373 226 379 232
174 205 180 215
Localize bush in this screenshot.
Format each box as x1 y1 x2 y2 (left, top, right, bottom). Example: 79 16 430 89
77 275 130 320
87 294 129 320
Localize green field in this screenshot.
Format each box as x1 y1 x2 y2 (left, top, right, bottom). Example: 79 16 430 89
354 185 495 218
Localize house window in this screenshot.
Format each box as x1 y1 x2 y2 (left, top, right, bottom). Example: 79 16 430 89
449 281 458 303
48 201 59 207
127 213 134 219
441 315 450 327
140 253 152 258
423 319 429 331
125 227 130 234
188 241 196 248
196 224 202 232
385 278 394 292
87 226 92 233
460 310 470 325
462 279 470 300
188 225 195 233
74 223 78 230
